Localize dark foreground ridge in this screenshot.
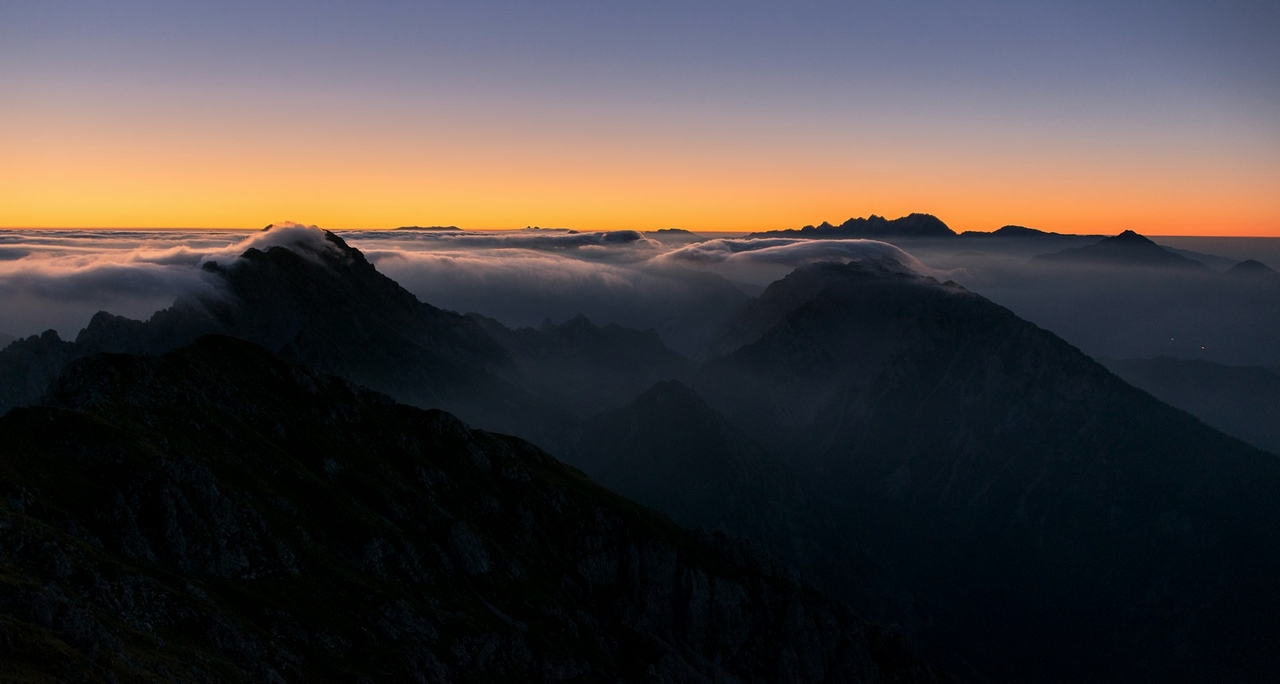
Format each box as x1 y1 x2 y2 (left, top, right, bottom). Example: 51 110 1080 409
0 336 951 683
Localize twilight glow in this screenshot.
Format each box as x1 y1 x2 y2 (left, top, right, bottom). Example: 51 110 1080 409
2 1 1278 235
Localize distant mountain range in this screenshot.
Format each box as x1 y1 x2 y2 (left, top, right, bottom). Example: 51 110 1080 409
961 224 1078 238
3 228 1279 682
746 213 956 239
1032 229 1210 269
743 217 1261 274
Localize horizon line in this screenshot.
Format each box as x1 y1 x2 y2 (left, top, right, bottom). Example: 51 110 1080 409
2 225 1279 239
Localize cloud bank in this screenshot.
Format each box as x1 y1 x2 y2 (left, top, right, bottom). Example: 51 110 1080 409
6 224 1272 367
0 225 929 356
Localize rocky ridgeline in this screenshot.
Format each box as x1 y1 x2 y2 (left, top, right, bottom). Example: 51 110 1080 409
0 336 951 682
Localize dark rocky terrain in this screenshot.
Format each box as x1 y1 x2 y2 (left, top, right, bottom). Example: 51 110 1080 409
1102 356 1280 455
0 335 951 683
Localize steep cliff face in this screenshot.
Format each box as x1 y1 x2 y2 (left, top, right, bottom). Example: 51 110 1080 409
0 336 950 683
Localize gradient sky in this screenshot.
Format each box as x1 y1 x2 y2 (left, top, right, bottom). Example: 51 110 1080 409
2 1 1278 235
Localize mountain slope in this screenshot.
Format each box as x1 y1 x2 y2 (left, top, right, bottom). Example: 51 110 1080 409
1101 356 1280 455
574 380 920 633
692 260 1280 683
0 335 951 683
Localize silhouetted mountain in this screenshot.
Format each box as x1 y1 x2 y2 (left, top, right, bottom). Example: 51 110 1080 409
0 332 13 349
961 224 1061 238
689 260 1280 682
1228 258 1280 280
1033 230 1209 269
643 228 706 245
0 336 951 682
700 256 919 359
747 213 955 240
1101 356 1280 455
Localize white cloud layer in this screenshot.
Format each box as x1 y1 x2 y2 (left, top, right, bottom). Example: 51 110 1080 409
0 225 926 355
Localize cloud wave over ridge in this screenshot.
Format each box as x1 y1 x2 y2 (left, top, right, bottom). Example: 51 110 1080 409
0 225 923 355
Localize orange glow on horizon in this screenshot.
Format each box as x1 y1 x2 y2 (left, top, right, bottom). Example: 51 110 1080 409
3 99 1278 237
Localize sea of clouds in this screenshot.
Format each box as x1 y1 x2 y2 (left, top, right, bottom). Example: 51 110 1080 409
6 223 1276 366
0 224 923 354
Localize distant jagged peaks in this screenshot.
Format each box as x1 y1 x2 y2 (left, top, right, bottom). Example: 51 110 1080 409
747 213 956 239
1033 229 1209 269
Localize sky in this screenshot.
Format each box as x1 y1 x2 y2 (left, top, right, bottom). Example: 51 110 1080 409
2 1 1278 235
